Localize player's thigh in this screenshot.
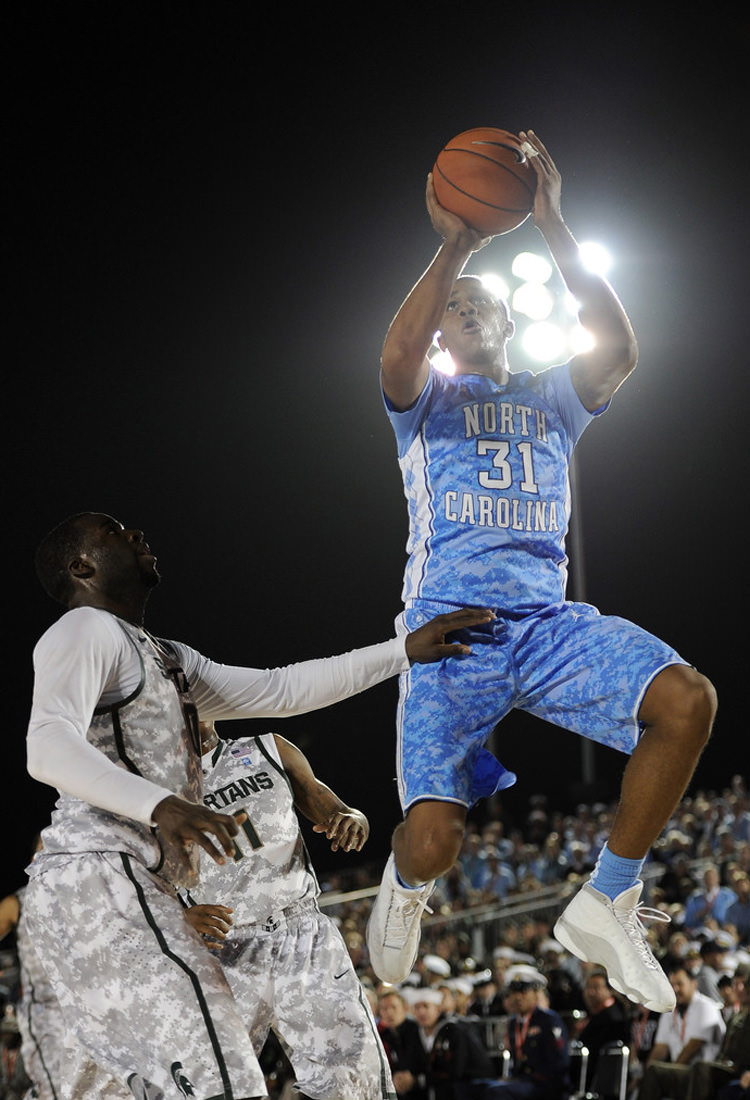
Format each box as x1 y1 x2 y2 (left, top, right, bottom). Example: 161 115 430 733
273 909 393 1099
517 603 689 753
26 853 264 1099
397 606 515 806
218 933 276 1053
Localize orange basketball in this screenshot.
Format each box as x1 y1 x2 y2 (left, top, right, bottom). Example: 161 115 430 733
432 127 537 235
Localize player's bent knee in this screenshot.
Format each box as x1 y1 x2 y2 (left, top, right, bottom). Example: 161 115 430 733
641 665 717 746
402 802 466 881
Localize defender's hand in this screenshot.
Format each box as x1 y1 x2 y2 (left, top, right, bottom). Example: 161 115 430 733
185 903 234 944
313 809 369 853
153 795 246 865
405 608 495 664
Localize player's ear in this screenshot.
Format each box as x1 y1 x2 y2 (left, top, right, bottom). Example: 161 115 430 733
436 331 447 352
504 318 515 340
69 556 95 580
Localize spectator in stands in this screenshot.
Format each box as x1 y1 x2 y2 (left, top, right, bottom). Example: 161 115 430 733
678 970 750 1100
497 965 570 1098
377 987 424 1099
530 832 571 885
638 962 726 1099
466 971 505 1018
576 968 631 1078
458 831 487 894
658 850 699 906
538 943 585 1015
726 873 750 947
717 973 742 1024
697 939 731 1003
400 986 495 1100
477 847 517 901
683 864 738 931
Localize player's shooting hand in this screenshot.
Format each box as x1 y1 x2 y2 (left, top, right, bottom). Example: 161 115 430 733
519 131 562 230
405 607 495 664
152 795 246 865
184 903 234 944
426 174 491 252
313 809 369 853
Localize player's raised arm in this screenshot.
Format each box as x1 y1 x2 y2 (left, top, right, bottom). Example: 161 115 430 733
521 130 638 411
380 176 489 411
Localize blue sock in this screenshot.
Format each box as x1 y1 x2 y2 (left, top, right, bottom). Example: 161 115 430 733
588 843 644 901
394 865 426 890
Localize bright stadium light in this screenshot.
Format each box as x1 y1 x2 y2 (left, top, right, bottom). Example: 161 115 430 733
512 281 555 322
522 321 567 363
569 323 596 354
431 345 455 376
579 241 612 276
511 251 553 284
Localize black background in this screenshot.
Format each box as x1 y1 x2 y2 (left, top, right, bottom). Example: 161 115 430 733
5 4 746 898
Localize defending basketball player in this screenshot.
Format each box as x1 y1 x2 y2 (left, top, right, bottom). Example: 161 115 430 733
366 128 717 1014
183 722 395 1100
24 511 493 1099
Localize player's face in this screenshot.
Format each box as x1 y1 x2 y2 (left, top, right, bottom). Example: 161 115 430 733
438 278 513 373
74 513 160 592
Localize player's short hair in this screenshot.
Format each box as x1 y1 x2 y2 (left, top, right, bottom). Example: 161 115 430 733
34 512 92 605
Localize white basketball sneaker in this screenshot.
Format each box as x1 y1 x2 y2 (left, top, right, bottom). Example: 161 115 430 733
554 880 675 1012
366 853 435 984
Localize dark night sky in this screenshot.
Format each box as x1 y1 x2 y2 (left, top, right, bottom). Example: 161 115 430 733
5 5 747 898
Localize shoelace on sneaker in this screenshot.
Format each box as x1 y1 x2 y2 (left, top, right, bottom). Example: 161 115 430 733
387 893 434 942
615 902 671 970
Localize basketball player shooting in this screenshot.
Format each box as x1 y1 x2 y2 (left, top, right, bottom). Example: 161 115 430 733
366 129 717 1014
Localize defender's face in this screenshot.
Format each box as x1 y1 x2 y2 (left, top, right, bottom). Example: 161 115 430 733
74 513 160 590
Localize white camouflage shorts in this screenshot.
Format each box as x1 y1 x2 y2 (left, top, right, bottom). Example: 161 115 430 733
24 850 266 1100
216 899 395 1100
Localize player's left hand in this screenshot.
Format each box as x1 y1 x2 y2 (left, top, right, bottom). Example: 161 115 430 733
184 903 234 945
313 809 369 852
518 130 562 229
405 607 495 664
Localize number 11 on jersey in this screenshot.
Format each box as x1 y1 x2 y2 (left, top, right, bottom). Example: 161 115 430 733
231 810 264 858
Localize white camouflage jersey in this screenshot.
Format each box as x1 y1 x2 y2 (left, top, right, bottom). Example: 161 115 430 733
186 734 318 925
36 618 203 889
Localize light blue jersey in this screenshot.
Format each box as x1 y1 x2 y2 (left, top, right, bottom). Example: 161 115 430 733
384 362 600 614
383 362 688 810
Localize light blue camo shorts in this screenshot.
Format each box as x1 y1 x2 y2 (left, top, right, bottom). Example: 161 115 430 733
395 599 689 811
